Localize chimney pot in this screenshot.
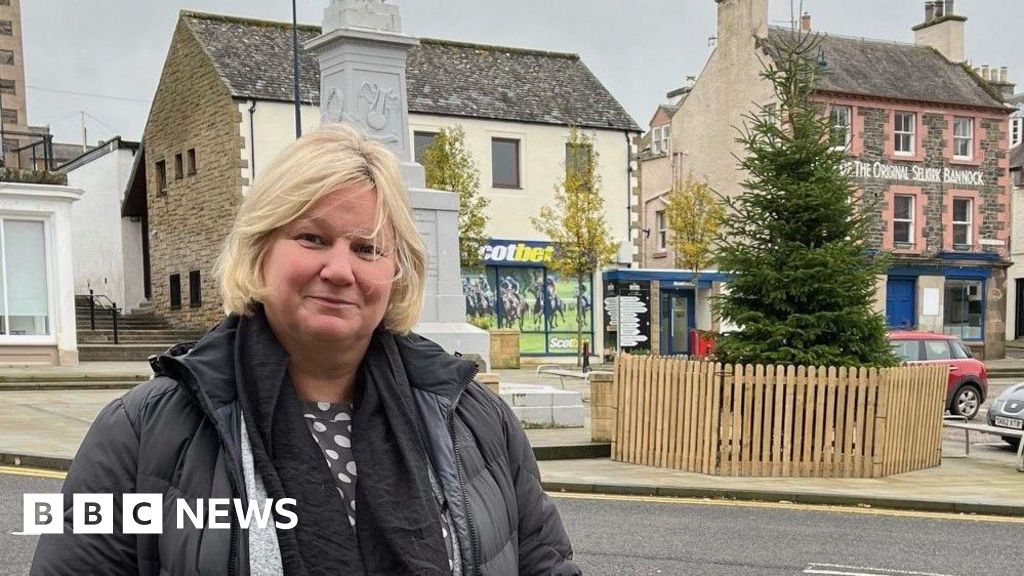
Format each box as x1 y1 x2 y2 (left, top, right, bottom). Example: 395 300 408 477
981 65 990 80
945 0 955 16
1001 66 1009 82
800 12 811 31
934 1 944 17
925 2 935 22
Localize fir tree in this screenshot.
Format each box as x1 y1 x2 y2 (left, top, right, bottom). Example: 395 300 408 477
712 32 899 368
421 126 490 269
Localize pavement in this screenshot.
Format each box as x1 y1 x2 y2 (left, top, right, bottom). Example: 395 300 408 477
1 360 1023 517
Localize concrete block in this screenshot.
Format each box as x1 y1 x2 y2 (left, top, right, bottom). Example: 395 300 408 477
552 405 585 427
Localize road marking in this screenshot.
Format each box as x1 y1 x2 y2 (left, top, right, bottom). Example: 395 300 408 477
804 563 959 576
549 492 1024 524
0 466 67 480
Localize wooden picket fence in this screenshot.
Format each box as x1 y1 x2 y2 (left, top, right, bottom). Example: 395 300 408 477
611 355 947 478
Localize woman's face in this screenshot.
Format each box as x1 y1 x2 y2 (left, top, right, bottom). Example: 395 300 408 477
260 186 397 350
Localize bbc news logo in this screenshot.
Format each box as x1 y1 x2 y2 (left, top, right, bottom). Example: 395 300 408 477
19 494 297 535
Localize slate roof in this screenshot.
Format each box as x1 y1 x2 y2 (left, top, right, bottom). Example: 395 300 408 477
181 11 639 132
1011 143 1023 171
765 27 1007 110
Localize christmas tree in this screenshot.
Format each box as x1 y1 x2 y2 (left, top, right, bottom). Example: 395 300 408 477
712 32 899 368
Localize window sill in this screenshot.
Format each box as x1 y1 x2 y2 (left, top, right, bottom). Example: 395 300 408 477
492 184 522 190
949 156 981 167
0 335 56 345
652 250 668 258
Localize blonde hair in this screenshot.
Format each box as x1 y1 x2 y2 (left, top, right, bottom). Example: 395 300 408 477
216 123 426 334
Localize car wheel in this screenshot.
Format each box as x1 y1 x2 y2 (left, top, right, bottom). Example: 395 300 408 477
1004 437 1021 450
950 385 981 420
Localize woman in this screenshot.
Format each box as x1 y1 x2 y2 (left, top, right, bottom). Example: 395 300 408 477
32 124 581 576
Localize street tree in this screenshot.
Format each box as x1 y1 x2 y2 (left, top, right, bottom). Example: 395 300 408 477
421 126 490 269
665 174 725 296
532 126 619 364
712 32 899 368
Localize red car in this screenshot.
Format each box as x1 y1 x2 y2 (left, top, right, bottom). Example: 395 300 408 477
889 331 988 420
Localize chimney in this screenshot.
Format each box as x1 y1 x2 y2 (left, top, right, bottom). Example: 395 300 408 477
801 12 811 31
913 0 967 63
715 0 769 49
981 65 1018 100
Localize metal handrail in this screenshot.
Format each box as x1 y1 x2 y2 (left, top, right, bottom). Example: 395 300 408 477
79 289 121 344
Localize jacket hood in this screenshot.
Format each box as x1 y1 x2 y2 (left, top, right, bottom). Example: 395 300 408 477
150 315 478 408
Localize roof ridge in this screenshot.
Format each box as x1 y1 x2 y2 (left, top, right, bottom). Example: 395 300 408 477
180 9 321 33
768 25 924 49
419 37 579 60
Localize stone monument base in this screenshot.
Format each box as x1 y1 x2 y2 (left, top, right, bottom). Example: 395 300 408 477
414 322 491 372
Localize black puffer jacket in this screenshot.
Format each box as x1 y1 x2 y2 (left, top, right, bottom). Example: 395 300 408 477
31 318 581 575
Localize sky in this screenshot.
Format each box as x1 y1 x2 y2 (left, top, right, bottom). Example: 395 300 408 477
21 0 1024 146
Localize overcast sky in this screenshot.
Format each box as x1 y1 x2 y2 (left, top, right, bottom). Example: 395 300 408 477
21 0 1024 146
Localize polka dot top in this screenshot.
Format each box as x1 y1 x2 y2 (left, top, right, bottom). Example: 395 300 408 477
301 401 460 574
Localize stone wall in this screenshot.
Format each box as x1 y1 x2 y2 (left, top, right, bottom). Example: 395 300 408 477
145 21 245 329
589 371 615 443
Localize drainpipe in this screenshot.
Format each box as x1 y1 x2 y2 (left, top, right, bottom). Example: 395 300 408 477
625 130 634 268
248 100 257 181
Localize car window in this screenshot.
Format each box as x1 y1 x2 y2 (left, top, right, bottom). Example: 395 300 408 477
891 340 920 362
949 340 971 359
923 340 951 361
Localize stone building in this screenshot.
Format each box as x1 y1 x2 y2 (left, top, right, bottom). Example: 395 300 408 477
1006 141 1024 339
0 0 28 165
124 11 639 357
633 0 1014 359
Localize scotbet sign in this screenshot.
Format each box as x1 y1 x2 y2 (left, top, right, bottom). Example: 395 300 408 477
479 240 556 267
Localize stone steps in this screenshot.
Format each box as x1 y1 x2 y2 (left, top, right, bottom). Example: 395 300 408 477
78 344 172 362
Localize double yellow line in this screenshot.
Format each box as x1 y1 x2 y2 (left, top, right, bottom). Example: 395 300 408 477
0 466 67 480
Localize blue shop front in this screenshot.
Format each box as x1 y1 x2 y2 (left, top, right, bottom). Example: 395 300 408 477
602 269 731 359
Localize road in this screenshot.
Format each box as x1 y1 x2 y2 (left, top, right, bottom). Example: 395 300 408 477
2 468 1020 576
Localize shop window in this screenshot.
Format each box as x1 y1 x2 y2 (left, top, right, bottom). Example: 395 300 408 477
155 160 167 195
893 194 914 246
943 279 983 340
187 148 197 175
953 117 974 160
472 265 593 355
0 219 50 336
894 111 915 156
189 270 202 307
491 138 520 188
655 210 667 251
952 198 973 247
830 105 852 150
413 131 438 165
169 274 181 310
174 153 183 180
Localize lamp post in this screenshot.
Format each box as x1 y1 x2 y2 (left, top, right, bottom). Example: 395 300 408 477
292 0 302 138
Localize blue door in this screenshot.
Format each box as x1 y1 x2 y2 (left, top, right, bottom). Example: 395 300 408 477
886 277 916 329
660 289 696 355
